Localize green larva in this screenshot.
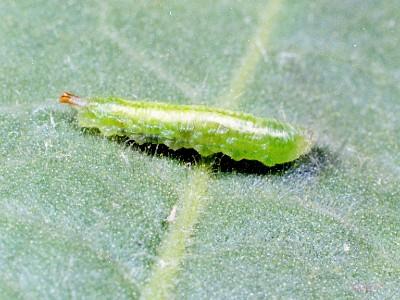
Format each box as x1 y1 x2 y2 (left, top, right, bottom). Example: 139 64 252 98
60 92 313 166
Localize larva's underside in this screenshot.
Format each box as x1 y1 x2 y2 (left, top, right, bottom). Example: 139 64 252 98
60 92 313 166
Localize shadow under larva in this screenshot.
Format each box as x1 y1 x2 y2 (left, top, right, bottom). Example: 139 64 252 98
122 139 334 176
84 130 334 176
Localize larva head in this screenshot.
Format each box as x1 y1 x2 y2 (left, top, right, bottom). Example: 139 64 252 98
59 92 87 107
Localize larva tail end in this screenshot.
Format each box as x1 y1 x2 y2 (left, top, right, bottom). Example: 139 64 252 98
59 92 87 107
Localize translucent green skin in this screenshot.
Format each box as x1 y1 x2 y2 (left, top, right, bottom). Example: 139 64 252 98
76 97 312 166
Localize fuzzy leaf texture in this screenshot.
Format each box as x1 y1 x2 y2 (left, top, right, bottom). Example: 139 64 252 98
0 0 399 299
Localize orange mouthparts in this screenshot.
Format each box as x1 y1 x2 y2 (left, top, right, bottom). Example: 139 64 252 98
59 92 87 107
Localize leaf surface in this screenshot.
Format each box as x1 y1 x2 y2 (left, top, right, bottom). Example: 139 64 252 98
0 0 399 299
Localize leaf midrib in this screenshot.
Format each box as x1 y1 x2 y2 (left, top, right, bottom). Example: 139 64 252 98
140 0 285 298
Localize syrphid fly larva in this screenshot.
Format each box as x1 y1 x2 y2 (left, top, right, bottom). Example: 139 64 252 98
60 92 313 166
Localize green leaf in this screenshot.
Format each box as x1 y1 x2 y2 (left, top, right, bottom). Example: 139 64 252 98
1 0 399 299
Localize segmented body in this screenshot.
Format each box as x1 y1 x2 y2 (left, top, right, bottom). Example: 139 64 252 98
60 92 312 166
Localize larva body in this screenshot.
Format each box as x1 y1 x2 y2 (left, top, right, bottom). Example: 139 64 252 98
60 92 313 166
